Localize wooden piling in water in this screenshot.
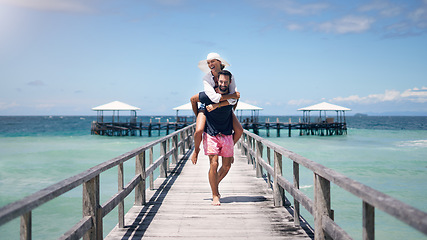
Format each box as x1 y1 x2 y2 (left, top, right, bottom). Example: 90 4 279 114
91 121 192 137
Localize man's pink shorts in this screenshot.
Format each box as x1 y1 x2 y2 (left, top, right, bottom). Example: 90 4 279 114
203 133 234 157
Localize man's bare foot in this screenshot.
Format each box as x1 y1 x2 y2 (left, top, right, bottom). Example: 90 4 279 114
191 149 199 165
212 195 221 206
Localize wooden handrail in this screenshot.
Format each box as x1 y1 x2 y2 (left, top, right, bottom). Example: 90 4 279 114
239 130 427 239
0 123 195 240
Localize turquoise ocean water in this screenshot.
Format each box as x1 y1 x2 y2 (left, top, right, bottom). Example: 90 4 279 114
0 115 426 239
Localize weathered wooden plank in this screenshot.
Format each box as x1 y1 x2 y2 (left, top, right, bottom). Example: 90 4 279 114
101 174 141 217
294 161 301 226
20 211 31 240
273 150 285 207
322 215 353 240
276 175 313 215
135 152 146 206
58 216 92 240
82 175 101 240
105 146 313 239
118 162 124 228
363 201 375 240
314 174 332 240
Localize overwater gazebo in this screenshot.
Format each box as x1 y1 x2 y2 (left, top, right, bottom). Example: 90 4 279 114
91 101 141 136
298 102 351 124
234 101 263 123
172 101 263 123
92 101 140 123
297 102 351 136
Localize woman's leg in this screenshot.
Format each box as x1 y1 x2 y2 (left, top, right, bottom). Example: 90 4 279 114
190 94 200 116
232 112 243 145
191 111 206 164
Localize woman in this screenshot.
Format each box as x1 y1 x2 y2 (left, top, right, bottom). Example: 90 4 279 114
190 53 243 164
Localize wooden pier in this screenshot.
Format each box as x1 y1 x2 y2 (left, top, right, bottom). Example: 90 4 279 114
243 121 347 137
91 121 193 137
1 124 427 240
105 145 313 239
90 119 346 138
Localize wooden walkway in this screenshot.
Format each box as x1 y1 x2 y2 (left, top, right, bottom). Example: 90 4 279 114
105 146 314 239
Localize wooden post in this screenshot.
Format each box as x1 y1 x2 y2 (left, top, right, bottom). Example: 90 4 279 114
277 123 280 137
314 173 332 240
363 201 375 240
266 147 272 189
255 140 263 178
246 135 251 165
135 152 146 206
167 138 170 169
180 132 185 155
160 141 167 178
288 124 292 137
250 136 255 166
20 211 31 240
293 162 300 226
172 135 178 165
83 175 101 240
273 151 284 207
240 133 246 155
184 128 190 151
118 163 124 228
149 147 154 190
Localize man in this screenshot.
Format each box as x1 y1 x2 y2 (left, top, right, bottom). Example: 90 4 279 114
189 53 242 165
197 70 235 206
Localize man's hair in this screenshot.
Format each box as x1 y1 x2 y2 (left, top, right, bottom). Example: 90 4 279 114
218 70 232 82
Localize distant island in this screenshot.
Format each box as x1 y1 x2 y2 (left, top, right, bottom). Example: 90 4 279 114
353 113 368 117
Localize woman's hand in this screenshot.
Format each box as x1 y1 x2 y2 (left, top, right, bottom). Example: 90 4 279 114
206 104 218 112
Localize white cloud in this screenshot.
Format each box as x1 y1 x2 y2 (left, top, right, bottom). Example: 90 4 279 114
0 101 19 110
0 0 93 13
27 80 46 87
409 1 427 28
359 1 402 17
35 103 55 109
317 15 375 34
288 99 315 106
287 87 427 110
401 86 427 102
244 99 260 106
254 0 427 37
154 0 186 6
331 87 427 104
256 0 329 16
286 23 303 31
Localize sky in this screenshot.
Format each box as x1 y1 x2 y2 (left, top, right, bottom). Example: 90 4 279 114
0 0 426 116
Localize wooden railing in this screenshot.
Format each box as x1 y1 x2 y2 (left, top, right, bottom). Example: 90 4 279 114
238 130 427 240
0 124 195 240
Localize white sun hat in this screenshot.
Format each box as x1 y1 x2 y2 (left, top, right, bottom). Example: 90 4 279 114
197 52 230 73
